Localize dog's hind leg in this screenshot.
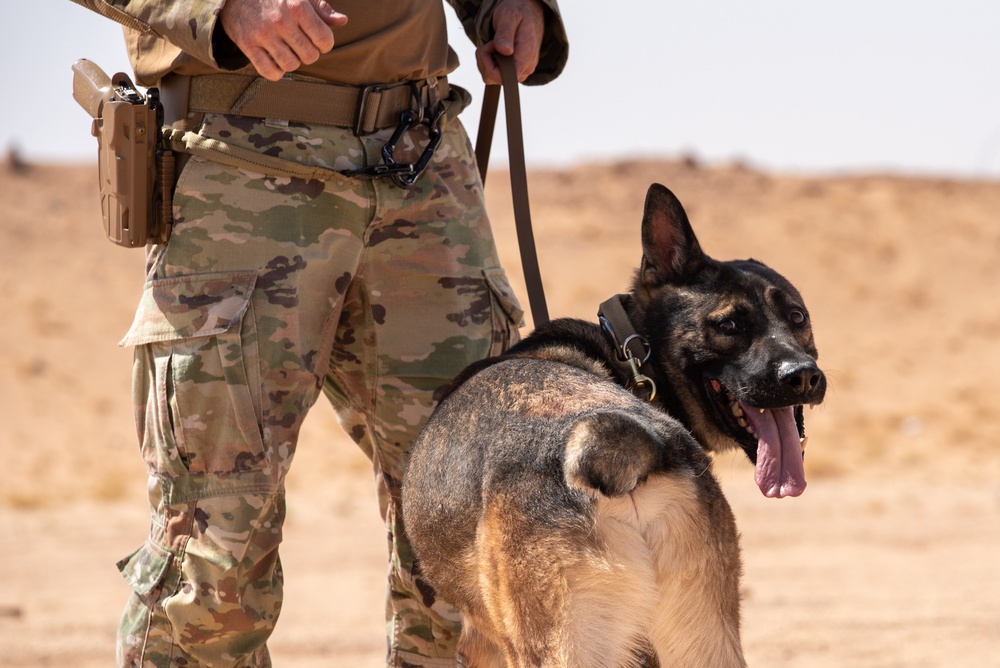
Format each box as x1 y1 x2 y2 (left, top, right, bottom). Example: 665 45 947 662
638 475 747 668
557 498 663 668
557 411 700 667
456 619 505 668
473 472 606 667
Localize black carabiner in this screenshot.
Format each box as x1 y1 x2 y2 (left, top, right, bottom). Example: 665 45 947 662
379 109 419 168
391 104 445 188
343 92 446 188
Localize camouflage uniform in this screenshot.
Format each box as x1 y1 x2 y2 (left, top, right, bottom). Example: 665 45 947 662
69 1 567 666
117 114 524 667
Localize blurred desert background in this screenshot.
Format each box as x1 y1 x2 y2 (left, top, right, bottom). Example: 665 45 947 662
2 155 999 667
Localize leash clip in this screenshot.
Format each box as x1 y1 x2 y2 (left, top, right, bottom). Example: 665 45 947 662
600 314 657 402
623 343 657 402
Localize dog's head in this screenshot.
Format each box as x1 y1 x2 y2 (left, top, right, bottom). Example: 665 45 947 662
632 183 826 498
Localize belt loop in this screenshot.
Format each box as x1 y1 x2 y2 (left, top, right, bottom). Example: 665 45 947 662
158 75 192 126
409 81 426 127
425 77 441 111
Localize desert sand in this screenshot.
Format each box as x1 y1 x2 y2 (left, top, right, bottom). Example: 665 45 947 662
2 157 999 667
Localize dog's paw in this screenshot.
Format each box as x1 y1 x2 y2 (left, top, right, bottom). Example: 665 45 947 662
564 411 664 497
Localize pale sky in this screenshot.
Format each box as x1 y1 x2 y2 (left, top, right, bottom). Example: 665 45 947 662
3 0 999 177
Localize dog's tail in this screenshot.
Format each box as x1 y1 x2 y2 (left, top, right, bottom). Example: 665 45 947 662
563 411 668 497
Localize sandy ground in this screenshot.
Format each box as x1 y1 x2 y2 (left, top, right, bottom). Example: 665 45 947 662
2 159 999 666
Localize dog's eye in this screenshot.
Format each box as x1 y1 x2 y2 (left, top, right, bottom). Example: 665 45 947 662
717 318 739 334
788 309 807 325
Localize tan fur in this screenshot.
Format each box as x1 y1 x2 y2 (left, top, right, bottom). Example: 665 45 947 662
454 473 745 668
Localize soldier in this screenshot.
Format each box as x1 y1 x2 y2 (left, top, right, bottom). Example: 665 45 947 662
69 0 568 666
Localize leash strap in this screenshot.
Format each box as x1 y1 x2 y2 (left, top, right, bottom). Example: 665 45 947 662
475 55 550 328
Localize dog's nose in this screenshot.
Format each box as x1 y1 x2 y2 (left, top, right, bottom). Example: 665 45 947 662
778 360 824 398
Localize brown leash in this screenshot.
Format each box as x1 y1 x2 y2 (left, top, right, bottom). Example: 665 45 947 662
474 55 550 328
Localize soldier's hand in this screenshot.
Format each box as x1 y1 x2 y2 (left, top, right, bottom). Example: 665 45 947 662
220 0 349 81
476 0 545 84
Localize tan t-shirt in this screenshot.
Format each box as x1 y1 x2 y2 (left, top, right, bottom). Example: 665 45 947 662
68 0 567 88
129 1 459 86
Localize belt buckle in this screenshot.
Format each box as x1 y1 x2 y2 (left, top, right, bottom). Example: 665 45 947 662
354 81 430 136
353 83 387 136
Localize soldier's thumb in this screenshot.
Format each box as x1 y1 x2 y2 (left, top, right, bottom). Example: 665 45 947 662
491 20 517 56
311 0 348 26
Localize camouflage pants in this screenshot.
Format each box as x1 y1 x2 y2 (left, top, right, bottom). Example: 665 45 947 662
115 112 522 667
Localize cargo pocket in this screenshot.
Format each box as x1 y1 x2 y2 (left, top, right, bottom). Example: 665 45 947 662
117 540 174 598
120 271 269 501
483 267 524 357
116 540 180 659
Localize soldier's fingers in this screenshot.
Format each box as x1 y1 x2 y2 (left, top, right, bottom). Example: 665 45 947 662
221 0 349 78
493 0 543 57
511 26 541 81
281 28 322 66
301 0 348 54
265 39 304 74
488 0 545 82
247 27 304 78
475 42 503 85
244 46 285 82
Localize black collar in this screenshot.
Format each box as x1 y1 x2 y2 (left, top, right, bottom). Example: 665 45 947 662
597 295 657 401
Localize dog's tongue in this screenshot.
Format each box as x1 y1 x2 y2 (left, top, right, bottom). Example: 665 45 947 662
742 404 806 498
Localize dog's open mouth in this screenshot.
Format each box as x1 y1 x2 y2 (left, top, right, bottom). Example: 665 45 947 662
707 378 808 499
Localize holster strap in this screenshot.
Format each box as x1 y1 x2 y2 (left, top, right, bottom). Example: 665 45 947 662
162 127 354 185
161 74 463 133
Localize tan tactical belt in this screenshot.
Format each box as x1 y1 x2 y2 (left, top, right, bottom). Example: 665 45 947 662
159 73 456 134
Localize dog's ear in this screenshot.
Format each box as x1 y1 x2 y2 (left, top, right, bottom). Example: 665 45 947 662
639 183 706 285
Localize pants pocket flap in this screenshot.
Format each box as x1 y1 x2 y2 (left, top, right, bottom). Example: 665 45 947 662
483 267 525 327
117 541 173 596
119 271 258 347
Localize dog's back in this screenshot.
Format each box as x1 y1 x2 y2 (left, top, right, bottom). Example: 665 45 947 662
404 352 745 667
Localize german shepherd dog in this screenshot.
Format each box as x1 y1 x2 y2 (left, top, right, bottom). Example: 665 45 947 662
402 183 826 667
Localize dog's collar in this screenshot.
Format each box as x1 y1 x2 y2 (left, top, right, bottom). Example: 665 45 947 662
598 295 657 401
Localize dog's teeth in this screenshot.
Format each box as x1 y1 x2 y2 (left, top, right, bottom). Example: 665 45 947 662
759 408 765 414
800 436 809 451
745 426 755 435
730 403 744 417
738 418 747 428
